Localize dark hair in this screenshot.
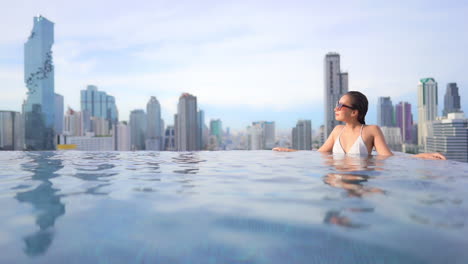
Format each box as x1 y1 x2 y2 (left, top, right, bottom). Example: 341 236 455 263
345 91 368 125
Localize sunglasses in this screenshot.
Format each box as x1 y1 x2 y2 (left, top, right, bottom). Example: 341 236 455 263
335 101 355 111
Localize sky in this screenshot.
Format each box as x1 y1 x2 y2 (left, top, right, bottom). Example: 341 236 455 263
1 0 467 132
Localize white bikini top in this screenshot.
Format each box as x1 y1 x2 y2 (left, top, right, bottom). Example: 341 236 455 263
332 125 369 155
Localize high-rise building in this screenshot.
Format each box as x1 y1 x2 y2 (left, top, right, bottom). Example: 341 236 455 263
115 121 130 151
292 120 312 150
23 15 55 150
210 119 223 146
90 116 110 136
80 85 118 131
197 110 205 150
395 102 413 143
377 97 394 127
64 107 83 136
418 78 438 151
443 83 461 117
130 110 146 150
324 52 348 137
55 93 64 134
175 93 199 151
146 96 162 150
247 124 263 150
247 121 276 150
380 127 403 152
164 125 176 151
426 112 467 163
0 111 24 150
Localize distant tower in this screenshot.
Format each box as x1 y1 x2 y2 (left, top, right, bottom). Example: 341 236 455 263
324 52 348 137
426 112 467 163
23 15 55 150
80 85 118 132
129 110 146 150
175 93 199 151
146 96 162 150
417 78 438 151
210 119 223 146
377 97 394 127
55 93 64 134
443 83 461 116
292 120 312 150
395 102 413 143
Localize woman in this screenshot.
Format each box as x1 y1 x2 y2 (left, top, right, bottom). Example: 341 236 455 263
274 91 446 160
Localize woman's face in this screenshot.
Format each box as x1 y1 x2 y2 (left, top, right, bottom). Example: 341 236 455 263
334 95 356 122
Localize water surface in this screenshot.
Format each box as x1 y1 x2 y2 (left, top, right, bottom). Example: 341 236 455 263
0 151 467 263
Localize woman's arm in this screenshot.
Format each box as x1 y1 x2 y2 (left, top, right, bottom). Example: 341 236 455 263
413 152 446 160
372 125 446 160
272 147 297 152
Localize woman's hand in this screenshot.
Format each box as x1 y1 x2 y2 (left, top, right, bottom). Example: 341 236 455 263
272 147 297 152
413 152 447 160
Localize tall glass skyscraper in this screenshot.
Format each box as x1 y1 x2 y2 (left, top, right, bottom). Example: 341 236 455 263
377 97 394 127
210 119 223 145
443 83 461 117
418 78 438 151
55 93 64 134
292 120 312 150
395 101 413 143
22 15 55 150
146 96 162 150
324 52 348 138
175 93 199 151
80 85 118 131
130 110 146 150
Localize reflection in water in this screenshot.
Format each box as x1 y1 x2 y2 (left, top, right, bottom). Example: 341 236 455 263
324 173 385 198
322 154 385 228
15 152 65 256
172 152 204 174
321 153 386 172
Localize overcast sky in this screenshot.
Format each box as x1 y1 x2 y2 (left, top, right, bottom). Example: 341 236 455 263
1 0 467 131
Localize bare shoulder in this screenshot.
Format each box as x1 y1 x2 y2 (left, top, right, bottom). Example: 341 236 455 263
364 125 382 134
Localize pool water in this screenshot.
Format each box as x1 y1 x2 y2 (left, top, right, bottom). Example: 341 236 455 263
0 151 467 263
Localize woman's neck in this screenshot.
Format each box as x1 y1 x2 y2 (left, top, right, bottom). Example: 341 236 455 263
344 121 362 129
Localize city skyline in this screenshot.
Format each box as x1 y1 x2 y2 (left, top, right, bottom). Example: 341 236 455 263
0 1 467 131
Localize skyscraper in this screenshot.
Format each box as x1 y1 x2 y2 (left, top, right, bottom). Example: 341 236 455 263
0 111 24 150
23 15 55 150
55 93 64 134
130 110 146 150
426 112 467 163
292 120 312 150
418 78 438 151
250 121 276 150
63 107 83 136
443 83 461 117
380 127 403 152
80 85 118 131
164 125 176 151
377 97 394 127
210 119 223 146
175 93 199 151
115 121 131 151
197 110 205 150
395 102 413 143
146 96 162 150
324 52 348 137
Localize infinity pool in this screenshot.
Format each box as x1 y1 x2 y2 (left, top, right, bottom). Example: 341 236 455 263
0 151 467 263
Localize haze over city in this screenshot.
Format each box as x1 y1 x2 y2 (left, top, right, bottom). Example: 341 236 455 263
1 0 467 131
